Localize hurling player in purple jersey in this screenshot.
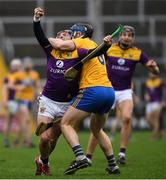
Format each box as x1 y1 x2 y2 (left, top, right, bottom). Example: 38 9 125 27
144 73 164 140
33 7 89 176
85 25 160 165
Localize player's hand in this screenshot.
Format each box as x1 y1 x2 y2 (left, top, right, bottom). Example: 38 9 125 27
146 59 160 75
146 59 157 67
34 7 44 20
103 35 112 46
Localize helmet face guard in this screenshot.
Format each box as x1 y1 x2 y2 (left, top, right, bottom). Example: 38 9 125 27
70 23 93 38
121 25 135 37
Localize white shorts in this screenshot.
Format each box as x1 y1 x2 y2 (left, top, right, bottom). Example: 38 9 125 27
38 95 70 121
112 89 133 109
8 100 18 114
146 102 161 114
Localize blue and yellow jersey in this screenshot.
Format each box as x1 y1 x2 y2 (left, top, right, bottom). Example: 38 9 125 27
73 37 112 89
12 70 39 102
145 77 163 102
106 43 149 90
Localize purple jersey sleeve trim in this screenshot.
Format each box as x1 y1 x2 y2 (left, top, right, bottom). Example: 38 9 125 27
77 48 89 58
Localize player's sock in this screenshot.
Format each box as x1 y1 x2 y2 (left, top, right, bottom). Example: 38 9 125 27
107 154 117 167
119 148 126 157
72 145 86 161
86 154 92 160
40 156 49 165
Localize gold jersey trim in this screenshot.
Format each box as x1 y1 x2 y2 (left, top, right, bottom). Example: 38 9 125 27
107 44 142 61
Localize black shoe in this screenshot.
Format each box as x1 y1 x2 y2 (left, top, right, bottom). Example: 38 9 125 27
106 165 120 174
117 155 126 165
64 158 89 175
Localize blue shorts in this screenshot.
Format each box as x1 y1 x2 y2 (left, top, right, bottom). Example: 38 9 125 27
71 86 115 114
18 100 32 111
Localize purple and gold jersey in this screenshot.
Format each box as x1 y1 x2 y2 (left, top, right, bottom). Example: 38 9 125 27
106 43 149 90
145 77 163 102
42 47 89 102
3 73 16 100
73 38 112 89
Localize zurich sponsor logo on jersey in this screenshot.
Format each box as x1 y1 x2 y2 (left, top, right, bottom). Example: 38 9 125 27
56 60 64 68
117 58 125 66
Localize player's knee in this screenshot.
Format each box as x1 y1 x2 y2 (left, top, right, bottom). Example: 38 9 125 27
90 127 101 139
123 115 132 126
40 134 50 144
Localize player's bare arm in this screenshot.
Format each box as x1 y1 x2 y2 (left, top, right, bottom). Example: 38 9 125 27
48 38 75 51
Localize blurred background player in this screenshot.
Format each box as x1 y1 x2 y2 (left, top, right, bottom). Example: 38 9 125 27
2 58 22 147
49 23 120 175
12 56 41 148
144 72 164 140
85 25 160 165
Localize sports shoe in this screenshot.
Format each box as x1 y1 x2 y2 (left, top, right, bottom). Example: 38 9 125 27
35 157 51 176
106 165 120 174
42 163 51 176
64 158 89 175
35 157 43 176
86 157 92 167
117 155 126 165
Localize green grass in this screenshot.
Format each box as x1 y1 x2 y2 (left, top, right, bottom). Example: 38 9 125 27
0 131 166 179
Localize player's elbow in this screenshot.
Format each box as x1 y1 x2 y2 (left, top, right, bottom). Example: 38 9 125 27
49 38 75 51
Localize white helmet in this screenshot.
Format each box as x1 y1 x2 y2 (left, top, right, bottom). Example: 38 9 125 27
10 58 22 70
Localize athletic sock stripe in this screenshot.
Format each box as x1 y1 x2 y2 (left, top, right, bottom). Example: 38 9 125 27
108 158 116 162
76 153 84 157
109 162 116 166
72 145 81 151
74 148 82 152
75 150 83 155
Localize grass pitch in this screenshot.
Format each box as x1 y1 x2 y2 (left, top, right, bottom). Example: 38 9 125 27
0 131 166 179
